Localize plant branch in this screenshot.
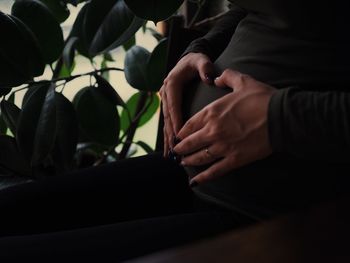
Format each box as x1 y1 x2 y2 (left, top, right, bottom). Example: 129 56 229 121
13 67 124 94
118 92 154 159
94 92 155 165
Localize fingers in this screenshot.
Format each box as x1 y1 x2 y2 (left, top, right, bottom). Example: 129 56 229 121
197 55 216 84
181 143 223 166
174 127 211 156
189 157 234 185
214 69 250 91
176 108 207 141
164 81 183 134
160 87 175 157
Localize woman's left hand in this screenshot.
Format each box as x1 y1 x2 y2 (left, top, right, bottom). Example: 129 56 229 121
173 69 277 185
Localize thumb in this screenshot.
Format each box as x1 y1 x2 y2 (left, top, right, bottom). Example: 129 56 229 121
197 57 216 84
214 69 244 92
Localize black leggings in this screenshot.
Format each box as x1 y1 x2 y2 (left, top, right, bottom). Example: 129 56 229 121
0 152 254 261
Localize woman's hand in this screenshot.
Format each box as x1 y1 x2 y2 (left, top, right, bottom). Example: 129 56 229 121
173 69 277 185
159 52 215 158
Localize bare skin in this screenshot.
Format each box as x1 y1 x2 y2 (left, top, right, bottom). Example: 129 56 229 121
159 53 215 157
173 69 277 185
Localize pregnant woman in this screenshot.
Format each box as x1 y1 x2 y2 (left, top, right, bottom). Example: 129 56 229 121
0 0 349 261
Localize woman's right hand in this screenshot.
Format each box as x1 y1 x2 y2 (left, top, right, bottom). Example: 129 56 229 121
159 52 215 158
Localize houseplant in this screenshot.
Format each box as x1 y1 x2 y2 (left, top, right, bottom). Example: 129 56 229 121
0 0 187 183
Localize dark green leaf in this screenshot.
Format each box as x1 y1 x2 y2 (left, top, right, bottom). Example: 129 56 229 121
12 0 64 64
123 36 136 51
136 140 154 153
147 38 168 91
63 37 78 71
70 2 90 57
124 46 151 90
100 59 109 81
0 135 31 176
142 21 147 33
120 92 160 132
17 83 57 166
94 74 126 108
0 114 7 135
87 0 144 56
0 87 11 97
73 86 120 146
0 12 44 87
22 83 43 108
124 0 184 22
8 92 15 103
51 92 78 172
103 53 114 62
58 60 76 78
65 0 88 7
39 0 70 23
0 100 21 135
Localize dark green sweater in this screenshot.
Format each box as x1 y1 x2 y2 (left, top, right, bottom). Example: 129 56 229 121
183 0 350 218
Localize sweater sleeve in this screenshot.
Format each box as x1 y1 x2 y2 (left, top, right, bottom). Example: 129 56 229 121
181 4 247 62
268 87 350 163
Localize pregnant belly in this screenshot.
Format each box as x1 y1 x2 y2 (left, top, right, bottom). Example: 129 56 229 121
181 75 231 178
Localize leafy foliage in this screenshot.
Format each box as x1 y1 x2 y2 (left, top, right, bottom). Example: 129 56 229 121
0 0 184 182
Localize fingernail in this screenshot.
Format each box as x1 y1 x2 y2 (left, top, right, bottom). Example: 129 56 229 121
180 160 186 166
189 180 198 188
205 74 214 82
172 135 181 145
168 149 181 164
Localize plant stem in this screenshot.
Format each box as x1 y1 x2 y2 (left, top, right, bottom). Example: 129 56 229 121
94 92 155 165
13 67 124 94
118 92 153 159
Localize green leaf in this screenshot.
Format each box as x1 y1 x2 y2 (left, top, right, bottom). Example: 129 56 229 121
136 140 154 153
65 0 88 7
0 135 31 176
51 92 78 172
12 0 64 64
123 36 136 51
63 37 78 71
17 83 57 166
124 0 184 23
0 12 44 87
70 2 90 57
103 53 114 62
0 114 7 135
86 0 144 56
100 58 109 81
124 46 151 90
58 60 76 78
0 100 21 135
120 92 160 132
0 87 11 97
22 83 42 108
94 74 126 108
147 38 168 91
73 86 120 146
39 0 70 23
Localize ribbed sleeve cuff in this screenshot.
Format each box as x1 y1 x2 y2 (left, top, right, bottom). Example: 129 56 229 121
267 88 288 153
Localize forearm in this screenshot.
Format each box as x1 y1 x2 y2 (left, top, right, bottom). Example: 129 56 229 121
268 87 350 163
182 4 247 62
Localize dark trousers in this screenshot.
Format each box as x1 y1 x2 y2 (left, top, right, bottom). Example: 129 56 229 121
0 152 254 262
